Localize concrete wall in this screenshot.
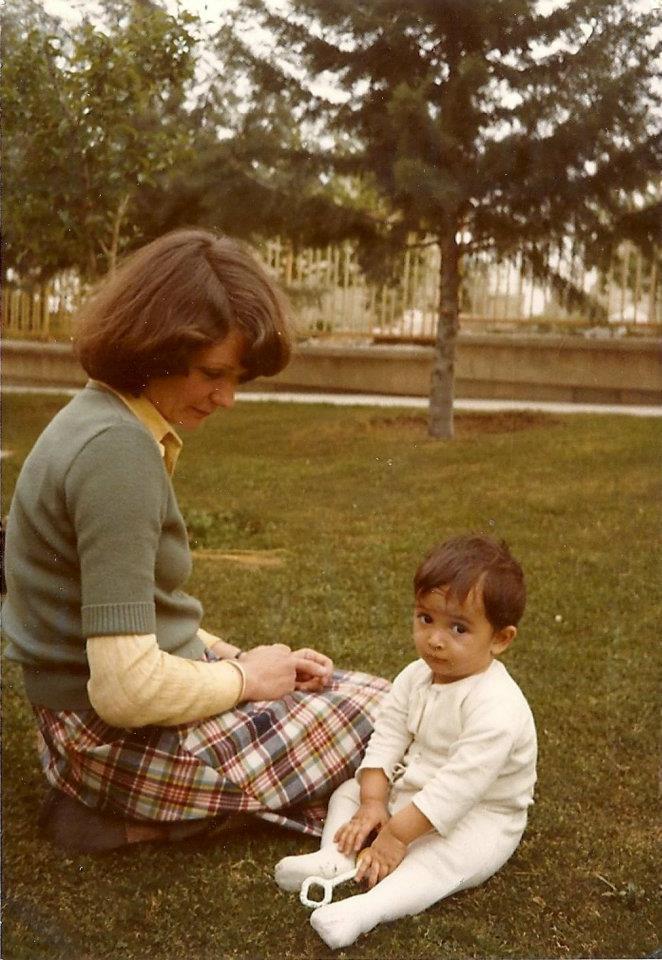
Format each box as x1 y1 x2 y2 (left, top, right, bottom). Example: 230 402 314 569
257 336 662 405
3 340 88 389
3 335 661 405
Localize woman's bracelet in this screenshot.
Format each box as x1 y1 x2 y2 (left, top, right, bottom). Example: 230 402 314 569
227 658 247 704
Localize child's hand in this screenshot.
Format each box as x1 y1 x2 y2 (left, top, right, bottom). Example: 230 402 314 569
334 800 389 854
293 647 334 691
354 827 407 888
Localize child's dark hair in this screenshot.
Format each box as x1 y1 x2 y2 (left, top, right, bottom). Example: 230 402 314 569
414 535 526 629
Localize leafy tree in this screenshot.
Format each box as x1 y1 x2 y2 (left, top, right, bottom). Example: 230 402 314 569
2 0 199 283
227 0 662 437
135 43 383 258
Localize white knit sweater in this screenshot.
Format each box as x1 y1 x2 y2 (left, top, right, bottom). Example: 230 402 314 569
358 658 537 836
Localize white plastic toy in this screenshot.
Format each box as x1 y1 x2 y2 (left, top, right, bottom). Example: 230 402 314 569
299 851 368 909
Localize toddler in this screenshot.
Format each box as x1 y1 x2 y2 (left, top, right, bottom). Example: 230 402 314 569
275 534 537 950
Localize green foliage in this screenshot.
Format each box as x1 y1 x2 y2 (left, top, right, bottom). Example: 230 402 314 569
2 0 199 282
232 0 661 253
4 1 660 432
226 0 661 434
182 506 273 550
2 393 660 958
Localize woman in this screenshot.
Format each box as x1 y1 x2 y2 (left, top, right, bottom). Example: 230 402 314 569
3 229 388 853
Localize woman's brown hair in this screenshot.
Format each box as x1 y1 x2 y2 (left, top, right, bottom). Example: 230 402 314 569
414 535 526 630
74 229 292 393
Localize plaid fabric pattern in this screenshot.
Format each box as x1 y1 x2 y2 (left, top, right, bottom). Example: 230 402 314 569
33 667 389 837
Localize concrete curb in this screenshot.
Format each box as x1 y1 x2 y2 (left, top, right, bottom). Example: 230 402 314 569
3 384 661 417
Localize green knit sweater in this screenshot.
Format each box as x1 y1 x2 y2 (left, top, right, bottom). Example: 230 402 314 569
2 382 205 710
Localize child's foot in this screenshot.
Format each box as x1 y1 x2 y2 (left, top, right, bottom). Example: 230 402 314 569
274 848 355 892
310 896 368 950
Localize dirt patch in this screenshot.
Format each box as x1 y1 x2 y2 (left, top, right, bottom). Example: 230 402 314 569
192 549 287 568
368 411 561 435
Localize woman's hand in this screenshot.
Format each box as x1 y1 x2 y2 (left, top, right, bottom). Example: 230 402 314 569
238 644 297 702
354 827 407 888
334 799 390 855
292 647 334 691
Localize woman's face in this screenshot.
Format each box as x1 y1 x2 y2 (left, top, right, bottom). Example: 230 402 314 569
143 328 248 430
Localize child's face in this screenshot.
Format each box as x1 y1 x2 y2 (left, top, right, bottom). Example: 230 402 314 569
413 583 515 684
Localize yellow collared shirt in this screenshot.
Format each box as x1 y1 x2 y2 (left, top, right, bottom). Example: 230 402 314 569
91 380 183 476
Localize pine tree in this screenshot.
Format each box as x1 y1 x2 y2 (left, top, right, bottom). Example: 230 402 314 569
228 0 661 436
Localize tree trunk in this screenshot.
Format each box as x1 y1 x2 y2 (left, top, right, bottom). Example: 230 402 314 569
106 193 131 275
428 229 460 439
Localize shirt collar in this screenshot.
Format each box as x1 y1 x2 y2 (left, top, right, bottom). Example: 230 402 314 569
91 381 183 476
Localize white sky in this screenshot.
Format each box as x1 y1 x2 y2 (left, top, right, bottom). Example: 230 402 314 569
42 0 262 25
40 0 660 26
40 0 659 113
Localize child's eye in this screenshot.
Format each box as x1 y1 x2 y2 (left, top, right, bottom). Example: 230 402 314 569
416 612 433 625
451 623 468 635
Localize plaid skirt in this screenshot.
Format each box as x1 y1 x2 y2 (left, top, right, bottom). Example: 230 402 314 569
32 667 389 837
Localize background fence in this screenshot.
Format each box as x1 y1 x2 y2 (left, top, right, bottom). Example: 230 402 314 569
262 238 661 340
3 239 660 342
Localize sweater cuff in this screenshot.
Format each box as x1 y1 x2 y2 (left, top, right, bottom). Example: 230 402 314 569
410 793 450 837
357 759 399 784
82 602 155 635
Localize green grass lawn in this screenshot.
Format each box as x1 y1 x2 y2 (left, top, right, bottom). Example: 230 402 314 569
2 393 660 960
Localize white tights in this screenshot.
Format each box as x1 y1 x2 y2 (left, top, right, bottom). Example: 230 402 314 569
275 779 525 950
